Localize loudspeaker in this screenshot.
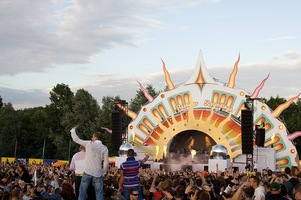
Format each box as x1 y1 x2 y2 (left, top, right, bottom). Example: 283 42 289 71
255 128 265 147
112 112 122 152
241 109 253 154
160 164 171 171
181 165 192 171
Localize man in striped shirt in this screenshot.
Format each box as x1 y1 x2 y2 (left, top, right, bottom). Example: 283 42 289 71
119 149 149 200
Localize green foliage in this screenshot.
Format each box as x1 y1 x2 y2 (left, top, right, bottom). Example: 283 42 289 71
0 95 3 108
16 107 50 158
0 103 20 157
129 84 159 113
97 96 122 155
266 96 301 133
1 84 301 160
46 83 74 159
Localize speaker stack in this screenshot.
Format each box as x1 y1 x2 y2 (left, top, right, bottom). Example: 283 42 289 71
241 109 254 154
255 128 265 147
112 112 122 152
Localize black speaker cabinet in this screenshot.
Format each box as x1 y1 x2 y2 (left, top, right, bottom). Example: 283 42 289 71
255 128 265 147
112 112 122 151
241 109 253 154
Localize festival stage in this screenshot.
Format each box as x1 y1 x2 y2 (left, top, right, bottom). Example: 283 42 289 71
114 147 276 172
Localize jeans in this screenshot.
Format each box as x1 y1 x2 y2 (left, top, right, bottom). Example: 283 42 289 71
75 176 95 200
122 185 143 200
75 176 81 199
79 172 104 200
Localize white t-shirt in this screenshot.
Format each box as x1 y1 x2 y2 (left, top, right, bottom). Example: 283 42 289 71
253 185 265 200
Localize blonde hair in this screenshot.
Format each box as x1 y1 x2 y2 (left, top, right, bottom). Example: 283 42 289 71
79 145 85 151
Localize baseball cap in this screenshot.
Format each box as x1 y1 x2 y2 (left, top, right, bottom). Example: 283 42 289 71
270 182 280 191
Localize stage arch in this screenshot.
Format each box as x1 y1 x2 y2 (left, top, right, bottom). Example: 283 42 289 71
117 51 300 168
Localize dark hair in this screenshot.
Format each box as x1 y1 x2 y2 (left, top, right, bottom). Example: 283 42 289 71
280 184 288 196
94 132 102 140
1 191 10 200
291 166 300 176
127 149 135 157
284 167 291 175
130 188 138 194
60 182 76 200
195 178 203 187
18 164 27 172
282 173 289 179
250 175 261 185
243 186 255 198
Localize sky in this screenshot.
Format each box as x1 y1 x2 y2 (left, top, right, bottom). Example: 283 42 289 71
0 0 300 110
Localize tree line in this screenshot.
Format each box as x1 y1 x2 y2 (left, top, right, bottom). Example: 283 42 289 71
0 83 300 160
0 83 158 160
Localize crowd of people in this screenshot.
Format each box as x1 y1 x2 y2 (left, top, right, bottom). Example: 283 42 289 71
1 127 301 200
1 157 301 200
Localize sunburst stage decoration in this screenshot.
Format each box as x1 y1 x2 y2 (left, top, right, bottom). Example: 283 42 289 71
116 50 301 169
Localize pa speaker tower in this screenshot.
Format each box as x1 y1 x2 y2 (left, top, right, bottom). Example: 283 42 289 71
255 128 265 147
112 112 122 152
241 109 253 154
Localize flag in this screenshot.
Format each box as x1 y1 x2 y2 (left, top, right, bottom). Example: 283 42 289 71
32 170 37 186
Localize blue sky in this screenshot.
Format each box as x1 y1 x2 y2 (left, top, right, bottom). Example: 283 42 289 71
0 0 300 109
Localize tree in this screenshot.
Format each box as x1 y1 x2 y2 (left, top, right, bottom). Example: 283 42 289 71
96 96 122 155
129 84 159 113
46 83 74 159
0 103 20 157
266 96 301 133
61 89 104 160
17 107 52 158
68 89 101 137
0 95 3 108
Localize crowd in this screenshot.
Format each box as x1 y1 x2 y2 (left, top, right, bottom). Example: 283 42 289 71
1 158 301 200
1 127 301 200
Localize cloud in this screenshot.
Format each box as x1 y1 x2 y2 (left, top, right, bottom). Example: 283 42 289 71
0 87 50 109
0 0 210 76
1 50 301 109
74 50 301 105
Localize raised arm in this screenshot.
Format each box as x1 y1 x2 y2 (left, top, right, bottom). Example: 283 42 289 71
142 154 150 164
70 127 89 146
118 169 124 192
150 172 158 193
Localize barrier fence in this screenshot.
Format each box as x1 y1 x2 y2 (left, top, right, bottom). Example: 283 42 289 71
0 157 69 165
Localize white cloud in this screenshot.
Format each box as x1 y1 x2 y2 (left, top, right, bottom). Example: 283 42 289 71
0 0 300 109
1 50 301 109
0 0 211 75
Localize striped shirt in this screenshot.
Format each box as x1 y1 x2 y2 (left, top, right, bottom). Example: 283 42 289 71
120 157 143 187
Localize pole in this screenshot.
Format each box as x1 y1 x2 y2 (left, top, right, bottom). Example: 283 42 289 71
14 139 18 158
42 138 45 160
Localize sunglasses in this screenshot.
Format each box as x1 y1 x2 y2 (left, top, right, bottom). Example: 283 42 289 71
131 193 139 196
